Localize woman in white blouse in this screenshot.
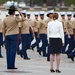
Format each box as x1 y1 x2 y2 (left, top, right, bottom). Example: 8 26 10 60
47 13 64 73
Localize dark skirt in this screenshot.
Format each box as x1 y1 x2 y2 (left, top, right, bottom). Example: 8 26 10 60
0 33 3 45
49 38 62 54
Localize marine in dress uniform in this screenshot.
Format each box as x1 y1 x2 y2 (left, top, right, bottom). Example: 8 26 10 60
73 13 75 41
65 12 75 61
68 13 75 61
38 11 47 57
27 12 34 48
3 13 9 46
60 12 66 31
15 11 21 54
60 12 67 53
31 12 40 51
2 6 25 69
46 10 54 61
19 10 34 60
0 18 3 58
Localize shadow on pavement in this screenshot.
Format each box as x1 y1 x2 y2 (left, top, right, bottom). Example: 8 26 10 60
0 71 32 74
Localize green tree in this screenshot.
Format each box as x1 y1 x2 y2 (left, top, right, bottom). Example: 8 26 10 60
64 0 75 6
33 0 43 3
33 0 43 6
0 0 17 4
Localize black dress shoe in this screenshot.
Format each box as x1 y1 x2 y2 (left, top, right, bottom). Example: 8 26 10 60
0 55 3 58
38 50 41 55
31 47 34 51
56 70 61 73
71 57 74 61
68 55 74 62
50 69 55 72
24 58 30 60
47 59 50 61
7 67 18 69
19 52 23 58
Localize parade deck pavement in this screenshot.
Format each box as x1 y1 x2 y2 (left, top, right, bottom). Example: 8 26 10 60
0 47 75 75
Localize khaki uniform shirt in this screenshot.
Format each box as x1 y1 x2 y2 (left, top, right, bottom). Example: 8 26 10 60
0 19 3 33
72 19 75 29
46 18 53 24
15 17 21 28
3 15 23 35
65 20 73 34
33 19 40 32
60 19 66 32
27 19 34 27
46 18 53 35
38 19 47 34
72 19 75 39
19 19 31 34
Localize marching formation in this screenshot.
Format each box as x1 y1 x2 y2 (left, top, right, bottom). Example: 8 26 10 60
0 5 75 72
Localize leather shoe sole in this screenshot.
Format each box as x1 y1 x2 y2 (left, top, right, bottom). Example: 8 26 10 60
7 67 18 69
